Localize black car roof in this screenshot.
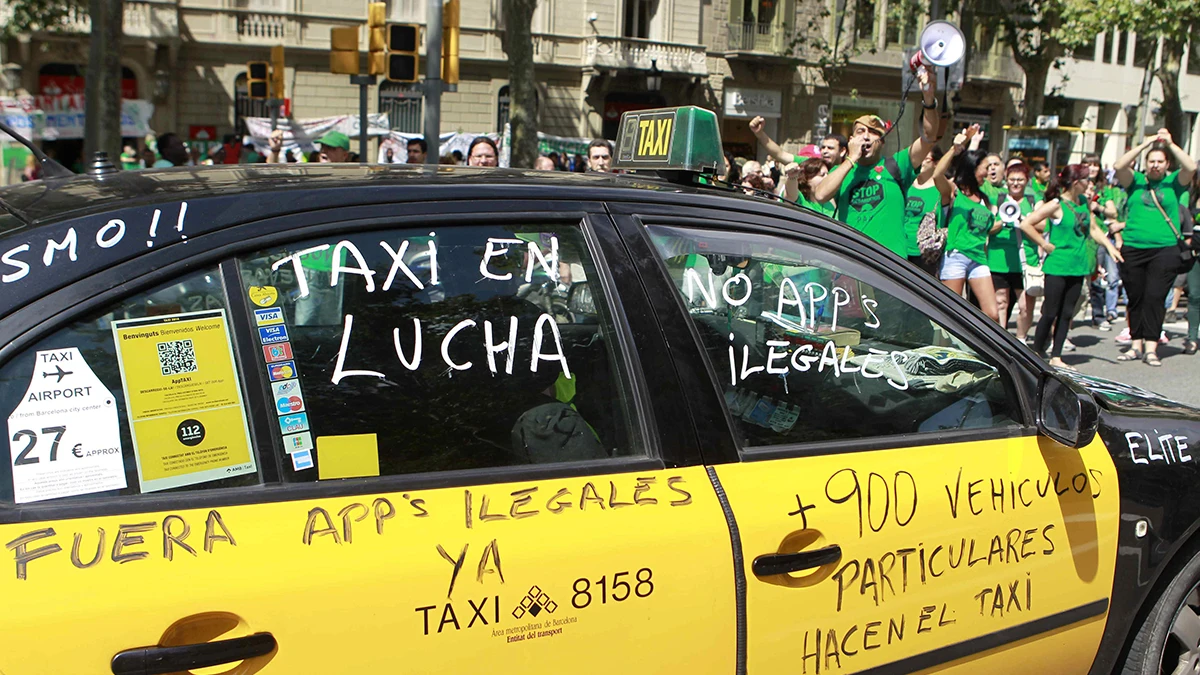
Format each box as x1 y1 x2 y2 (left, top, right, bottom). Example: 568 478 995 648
0 164 694 230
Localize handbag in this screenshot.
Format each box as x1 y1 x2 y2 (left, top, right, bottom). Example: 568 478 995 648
1148 188 1196 274
916 210 946 267
1019 233 1045 297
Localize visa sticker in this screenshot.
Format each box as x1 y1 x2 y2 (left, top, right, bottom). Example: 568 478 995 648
283 431 314 454
254 307 285 326
259 325 290 344
263 343 293 363
248 286 279 307
276 393 305 414
279 412 310 434
268 361 296 381
291 449 314 470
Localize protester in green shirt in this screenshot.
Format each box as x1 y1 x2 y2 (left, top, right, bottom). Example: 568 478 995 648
810 67 943 257
927 125 999 322
1029 162 1050 200
1021 164 1123 368
988 162 1040 337
782 158 836 217
1113 128 1198 366
979 153 1005 204
901 145 953 275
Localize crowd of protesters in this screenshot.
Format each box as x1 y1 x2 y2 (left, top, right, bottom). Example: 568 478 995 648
749 97 1200 367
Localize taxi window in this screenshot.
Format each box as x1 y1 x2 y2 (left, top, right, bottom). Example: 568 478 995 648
237 223 642 480
646 224 1021 448
0 268 260 506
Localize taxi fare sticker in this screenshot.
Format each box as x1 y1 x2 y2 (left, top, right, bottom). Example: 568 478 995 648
111 309 256 493
6 347 127 504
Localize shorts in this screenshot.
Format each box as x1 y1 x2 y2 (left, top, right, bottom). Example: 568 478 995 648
991 271 1024 292
940 250 991 281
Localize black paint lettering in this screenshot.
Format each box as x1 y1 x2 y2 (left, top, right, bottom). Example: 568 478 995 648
1020 528 1037 559
1018 479 1032 507
510 487 539 519
1088 469 1103 498
476 539 505 584
887 616 905 644
478 493 508 522
863 621 882 650
547 488 573 513
802 628 821 674
860 558 878 605
438 543 468 598
111 522 155 564
945 468 962 518
72 528 106 568
6 528 61 580
579 482 606 510
917 605 936 633
374 498 396 534
607 481 633 509
303 507 341 545
338 503 369 543
840 625 859 656
1041 524 1056 555
464 490 473 529
632 477 657 505
938 603 955 626
832 560 860 611
975 587 992 614
162 516 196 561
895 548 915 592
878 552 897 601
990 479 1005 513
667 476 692 506
824 628 842 671
967 479 984 515
789 494 817 529
203 510 236 553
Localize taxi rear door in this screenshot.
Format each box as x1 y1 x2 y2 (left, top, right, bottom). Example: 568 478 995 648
614 204 1121 674
0 205 738 674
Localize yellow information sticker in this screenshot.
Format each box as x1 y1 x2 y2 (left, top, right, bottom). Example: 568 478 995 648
111 309 256 493
316 433 380 480
247 286 279 307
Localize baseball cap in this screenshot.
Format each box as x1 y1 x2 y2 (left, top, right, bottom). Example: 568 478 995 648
852 115 888 135
797 144 822 159
316 131 351 151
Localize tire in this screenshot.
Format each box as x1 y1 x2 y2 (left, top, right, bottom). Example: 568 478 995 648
1122 548 1200 675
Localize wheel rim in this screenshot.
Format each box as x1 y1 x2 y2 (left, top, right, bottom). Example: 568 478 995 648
1163 585 1200 675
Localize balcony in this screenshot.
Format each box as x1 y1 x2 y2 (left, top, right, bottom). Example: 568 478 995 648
726 21 794 56
236 12 289 40
585 37 707 76
59 0 179 39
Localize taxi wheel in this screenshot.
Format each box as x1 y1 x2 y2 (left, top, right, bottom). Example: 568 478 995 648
1123 550 1200 675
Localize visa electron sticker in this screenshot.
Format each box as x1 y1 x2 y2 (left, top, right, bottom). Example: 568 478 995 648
258 325 290 344
6 348 127 504
248 286 278 307
111 309 256 493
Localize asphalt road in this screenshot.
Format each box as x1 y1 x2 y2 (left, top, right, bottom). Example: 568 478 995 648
1043 305 1199 406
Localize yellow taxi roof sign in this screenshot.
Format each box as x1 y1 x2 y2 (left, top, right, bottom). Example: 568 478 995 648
613 106 723 174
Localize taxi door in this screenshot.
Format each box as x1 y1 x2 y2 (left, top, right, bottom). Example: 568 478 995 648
0 209 738 674
618 208 1121 674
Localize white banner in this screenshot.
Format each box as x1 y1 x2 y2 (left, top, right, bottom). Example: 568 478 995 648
0 96 155 141
244 113 391 155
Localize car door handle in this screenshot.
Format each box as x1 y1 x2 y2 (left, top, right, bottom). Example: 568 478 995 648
753 544 842 577
111 632 276 675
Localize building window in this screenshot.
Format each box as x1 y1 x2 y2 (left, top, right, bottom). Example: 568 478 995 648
497 85 510 132
379 82 423 133
855 0 876 42
1189 45 1200 76
1133 34 1157 69
234 73 272 137
1073 33 1097 61
624 0 658 39
1117 31 1129 65
884 0 919 46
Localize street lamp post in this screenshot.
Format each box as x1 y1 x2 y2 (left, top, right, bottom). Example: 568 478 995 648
646 59 662 92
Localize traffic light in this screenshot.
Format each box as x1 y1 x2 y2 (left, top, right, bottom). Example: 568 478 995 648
270 45 285 100
442 0 459 85
387 24 420 82
330 26 360 75
247 61 269 99
368 2 387 76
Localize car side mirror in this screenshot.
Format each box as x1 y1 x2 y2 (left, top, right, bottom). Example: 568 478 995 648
1037 372 1100 448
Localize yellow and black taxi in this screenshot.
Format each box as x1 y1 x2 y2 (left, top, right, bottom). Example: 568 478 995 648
0 108 1198 675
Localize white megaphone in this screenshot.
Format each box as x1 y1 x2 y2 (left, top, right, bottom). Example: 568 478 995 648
910 20 966 70
998 200 1023 225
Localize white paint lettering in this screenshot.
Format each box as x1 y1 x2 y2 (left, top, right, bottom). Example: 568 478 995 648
442 319 477 371
524 236 559 283
42 228 77 267
272 244 331 299
332 314 385 384
393 318 422 370
722 273 752 307
683 268 717 308
331 240 376 292
484 317 518 375
765 340 790 374
96 219 125 248
380 240 424 291
1 244 30 283
480 238 522 281
530 313 571 378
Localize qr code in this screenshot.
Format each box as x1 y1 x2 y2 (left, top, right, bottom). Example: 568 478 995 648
157 339 198 376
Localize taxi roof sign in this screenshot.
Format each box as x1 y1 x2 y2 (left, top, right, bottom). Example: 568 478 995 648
613 106 723 174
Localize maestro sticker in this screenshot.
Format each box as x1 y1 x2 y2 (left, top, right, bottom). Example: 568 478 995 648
248 286 279 307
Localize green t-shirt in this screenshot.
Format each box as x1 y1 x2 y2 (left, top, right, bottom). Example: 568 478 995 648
987 193 1036 273
1029 178 1048 201
980 181 1006 205
834 149 916 256
798 193 836 218
946 193 994 265
1124 170 1189 249
902 183 942 257
1043 200 1093 277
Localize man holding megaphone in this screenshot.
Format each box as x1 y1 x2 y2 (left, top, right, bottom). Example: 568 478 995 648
809 66 943 257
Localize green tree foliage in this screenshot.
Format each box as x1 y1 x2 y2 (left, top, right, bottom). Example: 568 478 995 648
1 0 85 38
500 0 538 169
966 0 1070 126
1059 0 1198 141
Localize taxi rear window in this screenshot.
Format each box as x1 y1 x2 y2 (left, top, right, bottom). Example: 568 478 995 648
237 223 644 481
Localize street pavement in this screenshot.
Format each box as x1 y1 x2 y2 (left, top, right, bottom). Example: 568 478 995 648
1035 305 1200 406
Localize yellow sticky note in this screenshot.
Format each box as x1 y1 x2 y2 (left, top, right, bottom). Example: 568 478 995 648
317 433 380 480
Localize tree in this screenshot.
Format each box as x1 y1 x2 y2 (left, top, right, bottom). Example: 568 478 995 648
500 0 537 169
967 0 1070 126
0 0 84 38
791 0 879 133
1060 0 1198 143
83 0 124 165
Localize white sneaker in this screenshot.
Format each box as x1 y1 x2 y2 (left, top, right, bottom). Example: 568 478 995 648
1160 331 1170 345
1063 338 1076 352
1116 327 1132 344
